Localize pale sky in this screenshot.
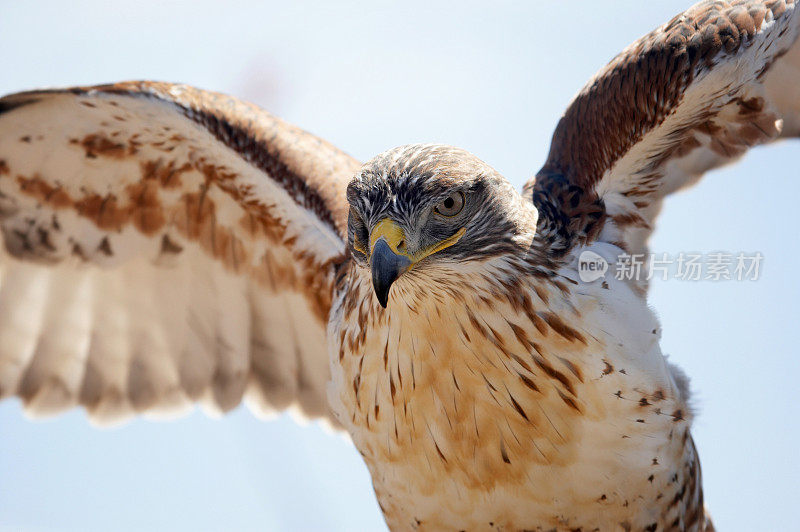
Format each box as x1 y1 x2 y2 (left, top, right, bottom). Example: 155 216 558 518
0 1 797 531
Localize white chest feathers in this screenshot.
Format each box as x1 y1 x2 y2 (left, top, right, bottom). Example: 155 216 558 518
327 263 700 531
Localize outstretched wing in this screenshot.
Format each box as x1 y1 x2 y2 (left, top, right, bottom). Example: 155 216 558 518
528 0 799 281
0 81 360 425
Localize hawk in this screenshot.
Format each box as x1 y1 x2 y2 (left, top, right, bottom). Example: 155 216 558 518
0 0 797 529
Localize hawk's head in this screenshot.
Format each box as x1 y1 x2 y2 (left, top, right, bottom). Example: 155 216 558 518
346 144 536 307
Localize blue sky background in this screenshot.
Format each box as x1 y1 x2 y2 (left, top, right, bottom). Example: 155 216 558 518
0 1 797 530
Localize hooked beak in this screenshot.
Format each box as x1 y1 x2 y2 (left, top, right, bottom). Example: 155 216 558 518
371 238 412 308
368 219 466 308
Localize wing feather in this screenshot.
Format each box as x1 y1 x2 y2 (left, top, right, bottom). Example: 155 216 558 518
0 81 360 425
529 0 800 287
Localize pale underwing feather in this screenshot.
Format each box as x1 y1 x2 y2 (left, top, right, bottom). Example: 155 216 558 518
0 82 360 425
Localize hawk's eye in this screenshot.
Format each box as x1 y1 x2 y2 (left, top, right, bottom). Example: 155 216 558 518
433 191 465 217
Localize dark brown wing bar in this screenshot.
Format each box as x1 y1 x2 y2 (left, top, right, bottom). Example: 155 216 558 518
0 82 360 424
528 0 799 260
1 81 358 235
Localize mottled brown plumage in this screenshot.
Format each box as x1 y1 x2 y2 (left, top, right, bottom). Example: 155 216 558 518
0 0 798 530
531 0 799 273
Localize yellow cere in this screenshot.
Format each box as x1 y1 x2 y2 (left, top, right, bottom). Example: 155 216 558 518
369 218 466 266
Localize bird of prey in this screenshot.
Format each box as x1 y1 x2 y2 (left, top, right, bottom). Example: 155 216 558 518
0 0 797 529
